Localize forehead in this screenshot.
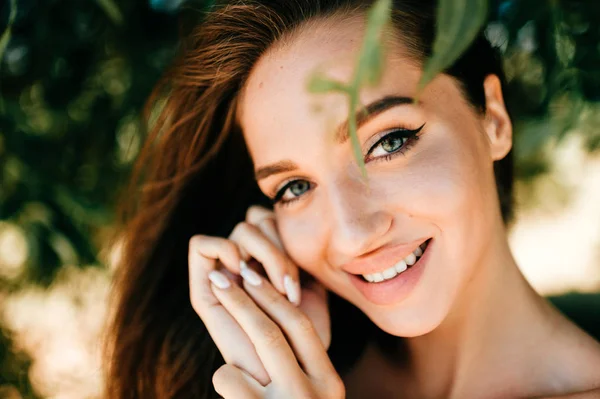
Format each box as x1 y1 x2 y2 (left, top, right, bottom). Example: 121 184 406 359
237 16 421 163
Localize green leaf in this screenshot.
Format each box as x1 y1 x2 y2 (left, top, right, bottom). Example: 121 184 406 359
305 0 392 179
347 93 366 177
350 0 392 177
356 0 392 87
96 0 124 26
417 0 488 95
307 73 348 93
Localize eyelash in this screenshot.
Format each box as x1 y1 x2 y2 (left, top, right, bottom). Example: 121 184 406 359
271 124 425 207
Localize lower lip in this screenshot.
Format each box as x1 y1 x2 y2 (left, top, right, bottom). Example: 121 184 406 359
347 239 433 306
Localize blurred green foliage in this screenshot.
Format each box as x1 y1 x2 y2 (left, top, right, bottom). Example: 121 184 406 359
308 0 394 177
0 0 599 397
0 0 184 285
501 0 600 178
418 0 489 93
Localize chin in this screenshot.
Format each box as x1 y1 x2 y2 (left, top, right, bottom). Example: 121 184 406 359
364 303 447 338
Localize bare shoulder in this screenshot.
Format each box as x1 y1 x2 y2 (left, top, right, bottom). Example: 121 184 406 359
545 305 600 398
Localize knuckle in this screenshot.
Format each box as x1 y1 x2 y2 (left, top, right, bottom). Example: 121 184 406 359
245 205 260 220
190 289 213 315
222 239 239 254
321 376 345 399
188 234 206 249
229 291 251 309
212 364 233 389
292 312 315 335
246 205 272 221
258 217 277 232
330 378 346 399
258 321 285 349
232 221 253 236
262 288 284 307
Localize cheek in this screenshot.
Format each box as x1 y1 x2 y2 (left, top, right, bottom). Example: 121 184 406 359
381 131 484 225
403 126 496 296
276 214 326 274
414 148 479 221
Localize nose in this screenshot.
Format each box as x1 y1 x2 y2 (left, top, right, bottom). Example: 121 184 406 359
325 178 393 259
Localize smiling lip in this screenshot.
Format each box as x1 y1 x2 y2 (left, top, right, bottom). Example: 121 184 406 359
347 238 433 306
341 237 430 276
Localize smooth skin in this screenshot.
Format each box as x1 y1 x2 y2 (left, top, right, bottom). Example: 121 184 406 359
188 205 338 398
188 14 600 399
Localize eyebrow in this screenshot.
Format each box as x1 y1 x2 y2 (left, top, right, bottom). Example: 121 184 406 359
254 95 415 181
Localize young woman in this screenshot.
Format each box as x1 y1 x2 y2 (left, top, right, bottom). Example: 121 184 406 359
103 0 600 398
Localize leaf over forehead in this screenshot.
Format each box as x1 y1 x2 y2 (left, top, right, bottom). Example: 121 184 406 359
357 0 392 87
307 73 348 94
304 0 392 179
417 0 488 96
352 0 392 177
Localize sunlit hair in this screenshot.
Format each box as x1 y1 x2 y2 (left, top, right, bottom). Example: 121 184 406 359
103 1 513 398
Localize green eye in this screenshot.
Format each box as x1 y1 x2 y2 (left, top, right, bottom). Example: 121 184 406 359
272 179 312 205
366 124 425 160
380 136 406 153
289 181 309 196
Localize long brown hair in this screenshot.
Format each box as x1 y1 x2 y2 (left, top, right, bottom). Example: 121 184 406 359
103 1 513 398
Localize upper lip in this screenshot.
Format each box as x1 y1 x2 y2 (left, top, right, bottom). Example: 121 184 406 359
341 238 430 275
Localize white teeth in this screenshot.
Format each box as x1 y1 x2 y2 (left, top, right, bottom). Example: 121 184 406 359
395 260 407 273
405 253 417 266
361 240 429 283
382 267 397 279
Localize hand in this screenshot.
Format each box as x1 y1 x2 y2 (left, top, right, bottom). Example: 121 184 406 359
188 205 337 396
208 266 344 398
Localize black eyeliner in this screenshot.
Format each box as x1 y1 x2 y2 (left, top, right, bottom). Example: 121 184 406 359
366 122 426 157
272 122 426 206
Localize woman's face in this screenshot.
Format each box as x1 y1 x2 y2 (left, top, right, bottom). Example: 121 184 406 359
237 17 511 336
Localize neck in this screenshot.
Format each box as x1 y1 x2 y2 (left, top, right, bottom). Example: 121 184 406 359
400 221 557 398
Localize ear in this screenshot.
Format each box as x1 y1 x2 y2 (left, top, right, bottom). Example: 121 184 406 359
482 74 512 161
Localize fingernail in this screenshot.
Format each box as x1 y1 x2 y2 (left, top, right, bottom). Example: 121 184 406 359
284 275 301 306
240 260 249 270
208 270 230 289
240 266 262 286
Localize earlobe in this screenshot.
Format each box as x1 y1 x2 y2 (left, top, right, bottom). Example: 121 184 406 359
483 74 512 161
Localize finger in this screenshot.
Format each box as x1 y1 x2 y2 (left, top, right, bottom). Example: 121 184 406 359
188 235 270 385
246 205 283 251
229 222 301 306
209 271 308 387
298 280 331 349
239 270 337 379
245 205 275 225
213 364 263 399
257 217 285 251
189 234 244 272
246 207 301 307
